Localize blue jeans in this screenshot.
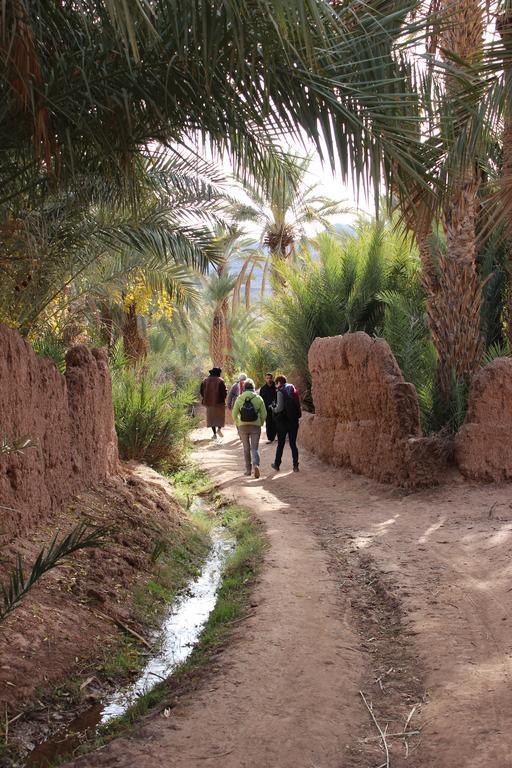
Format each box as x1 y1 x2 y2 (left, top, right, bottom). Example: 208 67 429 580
274 422 299 468
238 425 261 470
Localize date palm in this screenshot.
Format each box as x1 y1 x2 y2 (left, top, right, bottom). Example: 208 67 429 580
234 155 349 286
0 1 426 211
392 0 488 406
426 0 485 400
497 1 512 344
1 149 225 357
203 227 258 372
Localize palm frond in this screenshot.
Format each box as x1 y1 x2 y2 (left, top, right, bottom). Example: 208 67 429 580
1 523 108 623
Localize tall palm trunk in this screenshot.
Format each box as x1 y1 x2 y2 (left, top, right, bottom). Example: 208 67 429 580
122 302 147 364
498 2 512 346
209 298 234 375
430 0 484 399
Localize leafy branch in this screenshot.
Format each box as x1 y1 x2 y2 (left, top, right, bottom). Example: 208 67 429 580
0 523 109 623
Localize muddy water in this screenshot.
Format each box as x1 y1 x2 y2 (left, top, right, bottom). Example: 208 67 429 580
25 521 234 767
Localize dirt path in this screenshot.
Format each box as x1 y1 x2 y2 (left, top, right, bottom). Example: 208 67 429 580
72 426 512 768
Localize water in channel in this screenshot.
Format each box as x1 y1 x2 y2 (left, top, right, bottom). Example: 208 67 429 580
25 516 234 767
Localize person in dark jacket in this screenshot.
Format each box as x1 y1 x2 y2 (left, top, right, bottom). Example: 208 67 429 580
200 368 227 439
270 375 301 472
259 373 277 443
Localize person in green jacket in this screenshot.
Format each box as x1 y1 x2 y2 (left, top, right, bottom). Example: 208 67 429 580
232 378 267 478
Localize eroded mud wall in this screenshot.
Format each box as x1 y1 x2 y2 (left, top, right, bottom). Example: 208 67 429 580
455 357 512 482
0 324 118 539
301 332 442 487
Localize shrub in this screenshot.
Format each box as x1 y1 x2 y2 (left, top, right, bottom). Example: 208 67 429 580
240 339 280 386
112 369 198 470
266 223 424 405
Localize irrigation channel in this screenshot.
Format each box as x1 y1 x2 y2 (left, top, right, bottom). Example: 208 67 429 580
25 502 235 767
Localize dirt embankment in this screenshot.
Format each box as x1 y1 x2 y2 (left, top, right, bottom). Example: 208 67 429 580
0 464 190 723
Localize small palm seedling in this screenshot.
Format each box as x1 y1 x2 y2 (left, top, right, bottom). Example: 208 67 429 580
0 523 108 623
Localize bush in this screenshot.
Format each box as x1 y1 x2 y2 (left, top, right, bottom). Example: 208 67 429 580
240 339 280 386
112 369 198 470
266 223 424 405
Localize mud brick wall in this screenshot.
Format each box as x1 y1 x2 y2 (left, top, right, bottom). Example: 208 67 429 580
455 357 512 482
0 324 118 539
300 332 443 487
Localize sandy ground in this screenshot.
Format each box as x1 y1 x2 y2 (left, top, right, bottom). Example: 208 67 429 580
71 426 512 768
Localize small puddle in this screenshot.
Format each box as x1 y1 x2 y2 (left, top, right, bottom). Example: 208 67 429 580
25 510 234 767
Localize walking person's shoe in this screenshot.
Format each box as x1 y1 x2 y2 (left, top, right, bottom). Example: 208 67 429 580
293 464 299 472
271 463 280 471
244 467 252 476
254 466 260 479
211 433 218 441
217 429 224 438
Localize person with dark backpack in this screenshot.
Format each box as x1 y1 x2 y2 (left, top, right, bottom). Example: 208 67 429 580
259 372 277 443
232 378 267 478
270 374 302 472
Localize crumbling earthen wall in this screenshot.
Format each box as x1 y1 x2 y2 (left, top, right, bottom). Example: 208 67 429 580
0 324 118 539
455 357 512 482
300 333 443 487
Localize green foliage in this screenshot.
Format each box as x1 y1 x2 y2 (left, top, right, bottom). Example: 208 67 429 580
482 339 512 366
379 291 437 431
96 502 265 750
32 335 67 373
171 467 213 508
112 369 198 470
428 372 470 437
266 223 424 404
478 228 509 350
0 524 107 623
133 523 209 625
102 638 142 678
0 1 422 211
239 340 281 387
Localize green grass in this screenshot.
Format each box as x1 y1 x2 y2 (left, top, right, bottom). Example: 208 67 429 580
101 638 142 679
170 465 214 508
0 741 17 767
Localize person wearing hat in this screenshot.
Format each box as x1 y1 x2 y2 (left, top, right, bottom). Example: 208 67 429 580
227 372 248 410
200 367 227 440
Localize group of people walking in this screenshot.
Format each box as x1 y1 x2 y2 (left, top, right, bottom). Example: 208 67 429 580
200 369 301 477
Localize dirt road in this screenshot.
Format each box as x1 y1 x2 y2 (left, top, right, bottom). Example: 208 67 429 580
72 426 512 767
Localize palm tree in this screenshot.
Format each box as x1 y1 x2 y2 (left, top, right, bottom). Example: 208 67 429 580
390 0 489 406
497 1 512 344
234 155 349 286
0 1 427 213
0 149 225 351
202 227 259 373
425 0 485 400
